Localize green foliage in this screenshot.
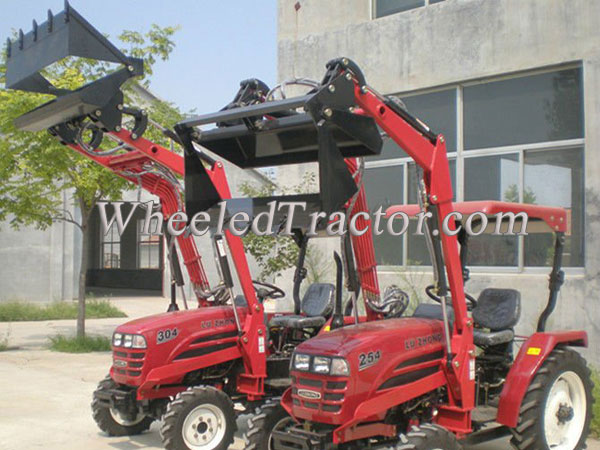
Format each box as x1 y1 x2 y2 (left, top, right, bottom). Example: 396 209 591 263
591 368 600 437
0 24 180 231
48 334 112 353
239 172 317 281
0 299 126 322
503 184 537 204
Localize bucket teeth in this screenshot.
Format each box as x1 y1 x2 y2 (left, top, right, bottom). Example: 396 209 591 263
18 29 24 49
32 20 38 41
48 9 53 32
64 0 70 22
6 37 10 58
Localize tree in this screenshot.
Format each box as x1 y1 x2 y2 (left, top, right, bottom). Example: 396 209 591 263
239 172 318 282
0 25 181 337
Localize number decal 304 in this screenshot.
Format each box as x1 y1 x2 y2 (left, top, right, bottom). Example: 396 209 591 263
358 350 381 371
157 328 178 344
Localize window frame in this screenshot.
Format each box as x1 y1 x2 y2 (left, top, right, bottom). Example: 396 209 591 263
365 63 585 274
100 226 121 269
371 0 445 19
136 219 162 270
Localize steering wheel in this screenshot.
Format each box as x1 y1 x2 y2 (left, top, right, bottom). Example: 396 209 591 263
425 285 477 311
252 280 285 300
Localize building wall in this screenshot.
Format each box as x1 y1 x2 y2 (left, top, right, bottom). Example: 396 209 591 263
277 0 600 363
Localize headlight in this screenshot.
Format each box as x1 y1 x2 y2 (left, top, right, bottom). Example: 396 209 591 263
293 353 310 371
313 356 331 374
123 334 133 348
132 335 147 349
112 333 123 347
330 357 350 376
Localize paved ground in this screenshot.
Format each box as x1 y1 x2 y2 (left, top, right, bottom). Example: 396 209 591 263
0 297 597 449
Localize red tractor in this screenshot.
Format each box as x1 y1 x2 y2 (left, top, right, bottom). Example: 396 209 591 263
239 59 593 450
6 7 393 450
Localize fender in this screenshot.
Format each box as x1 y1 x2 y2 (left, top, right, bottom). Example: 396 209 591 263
496 330 587 427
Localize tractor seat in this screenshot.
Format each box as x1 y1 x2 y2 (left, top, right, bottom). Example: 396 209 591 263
472 288 521 347
269 283 334 330
412 303 454 328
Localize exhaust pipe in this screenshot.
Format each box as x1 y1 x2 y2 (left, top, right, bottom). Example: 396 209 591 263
331 252 344 331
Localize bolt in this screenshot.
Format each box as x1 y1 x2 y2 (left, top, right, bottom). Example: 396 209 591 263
431 195 438 202
560 217 564 222
323 108 333 118
95 110 102 117
115 126 121 132
243 337 248 343
439 136 445 143
550 215 554 221
131 133 138 139
466 319 473 327
141 110 147 116
468 349 475 356
128 65 135 72
255 305 261 312
345 73 352 81
258 329 263 335
328 84 336 93
342 58 349 65
453 360 460 368
117 104 124 111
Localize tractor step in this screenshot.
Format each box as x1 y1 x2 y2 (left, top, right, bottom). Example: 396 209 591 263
264 378 291 389
472 405 498 423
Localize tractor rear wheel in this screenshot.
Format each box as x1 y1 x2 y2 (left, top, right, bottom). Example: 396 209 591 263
243 399 295 450
91 375 153 436
160 385 236 450
394 424 461 449
510 347 592 450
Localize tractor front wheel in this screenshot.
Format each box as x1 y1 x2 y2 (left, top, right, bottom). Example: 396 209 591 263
393 424 461 449
160 386 236 450
243 399 295 450
91 375 153 436
510 347 592 450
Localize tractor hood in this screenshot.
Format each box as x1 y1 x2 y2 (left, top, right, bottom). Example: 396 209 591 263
115 306 246 337
296 317 445 360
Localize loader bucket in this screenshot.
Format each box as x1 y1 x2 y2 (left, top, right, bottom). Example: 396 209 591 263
5 1 143 132
177 63 383 227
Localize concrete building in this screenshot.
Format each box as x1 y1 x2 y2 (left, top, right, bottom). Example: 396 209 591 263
277 0 600 362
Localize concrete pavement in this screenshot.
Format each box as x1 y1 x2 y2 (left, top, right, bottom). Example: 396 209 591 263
0 296 597 449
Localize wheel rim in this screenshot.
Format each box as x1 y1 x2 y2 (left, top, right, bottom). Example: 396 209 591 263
267 417 294 450
543 370 587 450
109 408 145 426
181 403 227 450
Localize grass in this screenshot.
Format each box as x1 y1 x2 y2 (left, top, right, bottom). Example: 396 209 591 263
0 299 126 322
48 334 112 353
591 368 600 437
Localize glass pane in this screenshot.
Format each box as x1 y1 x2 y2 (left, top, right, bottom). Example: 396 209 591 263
406 160 456 265
430 0 445 3
403 89 457 152
464 154 519 266
464 68 583 150
364 165 404 265
524 147 584 267
376 0 425 17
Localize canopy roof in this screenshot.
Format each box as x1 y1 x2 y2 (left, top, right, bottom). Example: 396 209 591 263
385 201 567 233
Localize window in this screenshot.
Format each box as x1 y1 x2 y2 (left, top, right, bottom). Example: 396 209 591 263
101 226 121 269
374 0 444 18
365 66 585 268
137 220 161 269
363 166 404 265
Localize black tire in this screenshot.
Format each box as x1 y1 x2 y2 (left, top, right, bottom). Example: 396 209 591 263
394 424 461 450
160 385 236 450
510 347 593 450
91 375 153 436
243 399 294 450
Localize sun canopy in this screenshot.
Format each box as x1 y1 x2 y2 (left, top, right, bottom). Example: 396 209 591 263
385 201 567 234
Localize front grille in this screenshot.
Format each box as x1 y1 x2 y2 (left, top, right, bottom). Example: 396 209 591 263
292 374 348 414
113 350 146 377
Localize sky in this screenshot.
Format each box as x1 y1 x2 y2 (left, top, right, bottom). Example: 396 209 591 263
0 0 278 114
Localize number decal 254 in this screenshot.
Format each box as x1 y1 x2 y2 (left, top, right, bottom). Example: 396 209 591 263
358 350 381 371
